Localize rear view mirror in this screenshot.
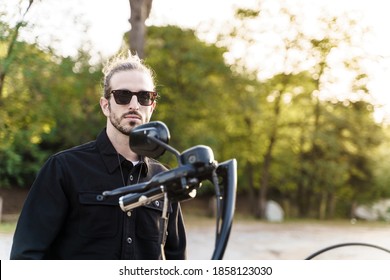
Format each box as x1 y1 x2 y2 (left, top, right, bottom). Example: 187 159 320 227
129 121 170 159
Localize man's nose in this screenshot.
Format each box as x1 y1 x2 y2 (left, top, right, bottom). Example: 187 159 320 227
128 95 140 110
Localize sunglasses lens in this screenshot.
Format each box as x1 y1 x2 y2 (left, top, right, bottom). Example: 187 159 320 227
137 91 152 106
115 91 131 104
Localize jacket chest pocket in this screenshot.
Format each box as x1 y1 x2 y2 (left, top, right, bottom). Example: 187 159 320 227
78 191 120 238
135 200 172 240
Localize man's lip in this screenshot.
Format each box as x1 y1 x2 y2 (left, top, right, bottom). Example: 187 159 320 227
124 114 141 119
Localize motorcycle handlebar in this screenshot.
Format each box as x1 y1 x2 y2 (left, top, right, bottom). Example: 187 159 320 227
102 155 237 260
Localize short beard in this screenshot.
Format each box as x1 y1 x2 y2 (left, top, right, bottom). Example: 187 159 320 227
108 106 138 136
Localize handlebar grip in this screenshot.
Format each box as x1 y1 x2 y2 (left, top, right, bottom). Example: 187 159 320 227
119 186 165 212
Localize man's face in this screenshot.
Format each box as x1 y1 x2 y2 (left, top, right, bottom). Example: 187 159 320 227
101 70 156 135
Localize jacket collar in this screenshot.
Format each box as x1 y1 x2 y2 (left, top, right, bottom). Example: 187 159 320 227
96 128 149 176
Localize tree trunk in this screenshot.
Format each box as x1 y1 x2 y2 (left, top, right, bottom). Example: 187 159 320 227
256 92 282 219
245 162 256 213
257 141 273 218
318 192 326 219
327 192 336 219
128 0 153 58
0 0 34 100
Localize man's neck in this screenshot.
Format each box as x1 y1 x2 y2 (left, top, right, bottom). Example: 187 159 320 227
107 126 139 162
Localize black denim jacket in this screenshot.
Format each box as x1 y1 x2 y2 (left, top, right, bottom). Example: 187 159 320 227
10 129 187 260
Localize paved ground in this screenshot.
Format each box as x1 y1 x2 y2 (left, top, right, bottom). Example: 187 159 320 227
0 233 12 260
185 218 390 260
2 218 390 260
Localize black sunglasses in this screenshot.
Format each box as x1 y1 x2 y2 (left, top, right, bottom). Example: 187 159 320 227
110 90 158 106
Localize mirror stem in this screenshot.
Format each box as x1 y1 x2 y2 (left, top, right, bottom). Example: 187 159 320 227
147 135 181 163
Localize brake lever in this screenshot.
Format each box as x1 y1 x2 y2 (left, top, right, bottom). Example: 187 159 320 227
118 173 204 212
102 165 197 197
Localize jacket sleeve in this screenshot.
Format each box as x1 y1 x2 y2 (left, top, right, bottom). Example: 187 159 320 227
163 202 187 260
10 156 69 259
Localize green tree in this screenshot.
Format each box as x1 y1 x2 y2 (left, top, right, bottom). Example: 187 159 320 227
143 25 261 202
0 0 34 99
145 26 241 157
214 0 386 218
128 0 153 58
0 18 103 188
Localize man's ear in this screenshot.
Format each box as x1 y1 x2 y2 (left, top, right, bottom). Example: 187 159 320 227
100 97 110 117
150 101 156 112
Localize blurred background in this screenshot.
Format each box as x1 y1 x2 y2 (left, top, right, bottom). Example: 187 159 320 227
1 0 390 251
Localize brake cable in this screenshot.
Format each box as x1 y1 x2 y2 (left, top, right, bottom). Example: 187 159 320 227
305 242 390 260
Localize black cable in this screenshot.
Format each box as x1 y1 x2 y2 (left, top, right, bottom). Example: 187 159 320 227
305 242 390 260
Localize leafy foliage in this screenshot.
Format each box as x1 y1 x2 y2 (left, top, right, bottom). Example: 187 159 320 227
1 4 389 219
0 20 103 187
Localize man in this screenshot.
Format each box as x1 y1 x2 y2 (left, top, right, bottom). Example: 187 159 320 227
10 53 187 260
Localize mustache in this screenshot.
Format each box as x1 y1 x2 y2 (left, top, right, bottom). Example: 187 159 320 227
122 110 142 118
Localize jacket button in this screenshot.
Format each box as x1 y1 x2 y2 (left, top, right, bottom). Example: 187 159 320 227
129 175 133 181
154 201 160 207
127 237 133 244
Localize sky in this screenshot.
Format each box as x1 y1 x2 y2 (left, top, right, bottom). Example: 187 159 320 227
3 0 390 122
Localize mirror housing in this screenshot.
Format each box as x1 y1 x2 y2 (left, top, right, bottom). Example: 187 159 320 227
129 121 170 159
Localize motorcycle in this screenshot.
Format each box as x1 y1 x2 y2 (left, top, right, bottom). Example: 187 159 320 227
103 121 390 260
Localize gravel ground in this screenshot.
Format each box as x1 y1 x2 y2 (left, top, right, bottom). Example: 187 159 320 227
1 219 390 260
0 233 13 260
185 218 390 260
